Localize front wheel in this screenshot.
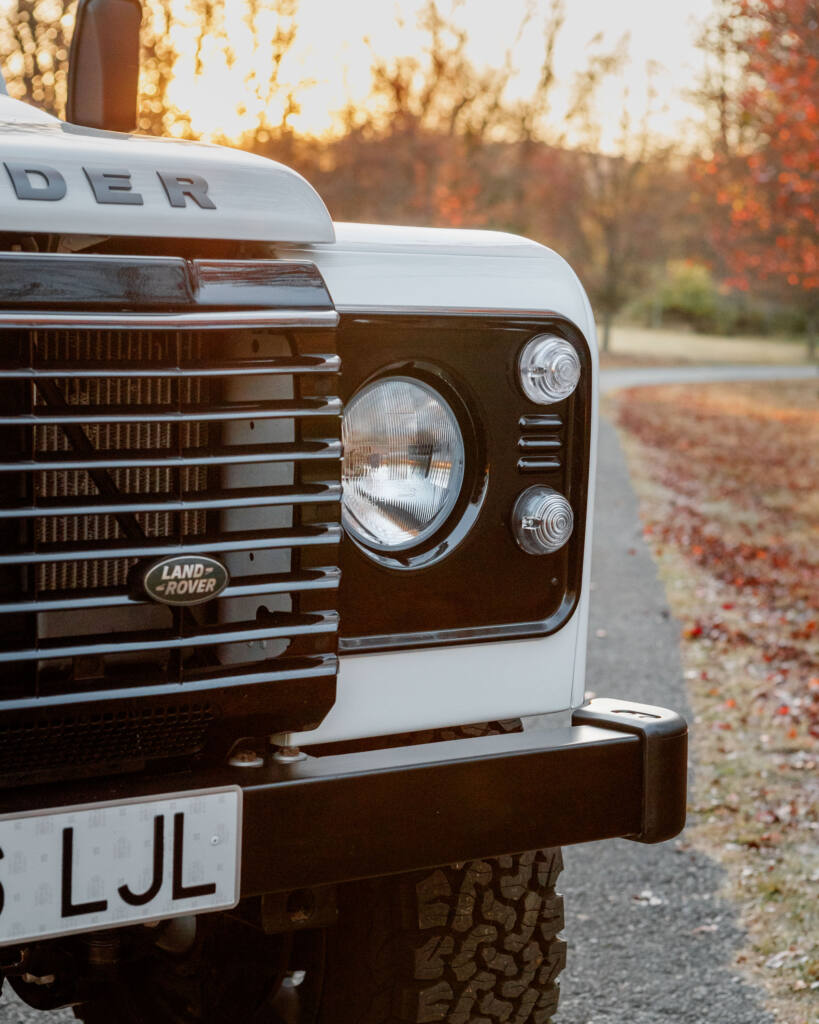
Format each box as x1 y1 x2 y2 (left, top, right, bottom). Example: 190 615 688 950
313 848 566 1024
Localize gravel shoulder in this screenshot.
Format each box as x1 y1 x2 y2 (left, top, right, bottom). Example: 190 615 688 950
557 415 774 1024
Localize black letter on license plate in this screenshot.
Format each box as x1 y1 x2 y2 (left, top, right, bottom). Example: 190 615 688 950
118 815 165 906
61 828 108 918
172 813 216 901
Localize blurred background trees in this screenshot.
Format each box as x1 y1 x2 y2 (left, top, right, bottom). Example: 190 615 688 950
0 0 71 114
692 0 818 354
0 0 815 353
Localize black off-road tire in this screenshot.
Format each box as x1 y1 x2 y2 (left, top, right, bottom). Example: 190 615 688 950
315 848 566 1024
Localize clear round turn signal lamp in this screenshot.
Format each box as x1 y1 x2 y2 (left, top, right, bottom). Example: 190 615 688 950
518 335 580 404
512 486 574 555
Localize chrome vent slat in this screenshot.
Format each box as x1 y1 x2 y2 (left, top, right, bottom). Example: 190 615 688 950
517 437 562 451
518 414 563 430
184 654 338 687
518 456 562 472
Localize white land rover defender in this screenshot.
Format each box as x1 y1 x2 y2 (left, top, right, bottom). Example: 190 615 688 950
0 2 687 1021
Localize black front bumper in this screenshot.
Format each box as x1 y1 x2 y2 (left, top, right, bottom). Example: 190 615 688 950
0 699 686 897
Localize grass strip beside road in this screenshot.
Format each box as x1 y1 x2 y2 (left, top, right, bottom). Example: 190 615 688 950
611 380 819 1024
600 325 813 366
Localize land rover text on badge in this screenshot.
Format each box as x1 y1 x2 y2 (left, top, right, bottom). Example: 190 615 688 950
143 555 230 606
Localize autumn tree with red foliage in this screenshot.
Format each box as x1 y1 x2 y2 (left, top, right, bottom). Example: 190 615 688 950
696 0 819 351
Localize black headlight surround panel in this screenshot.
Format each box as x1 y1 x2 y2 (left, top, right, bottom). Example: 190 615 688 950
337 311 592 651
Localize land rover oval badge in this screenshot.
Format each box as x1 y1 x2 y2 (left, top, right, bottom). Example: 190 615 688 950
143 555 229 606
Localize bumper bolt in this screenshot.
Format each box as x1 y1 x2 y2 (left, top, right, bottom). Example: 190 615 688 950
228 749 264 768
273 745 307 764
272 733 307 764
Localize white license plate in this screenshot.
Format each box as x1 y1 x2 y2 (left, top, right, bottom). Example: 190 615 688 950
0 787 241 944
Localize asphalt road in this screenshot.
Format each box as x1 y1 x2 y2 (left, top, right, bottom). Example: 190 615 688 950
2 363 806 1022
557 412 774 1024
600 361 817 394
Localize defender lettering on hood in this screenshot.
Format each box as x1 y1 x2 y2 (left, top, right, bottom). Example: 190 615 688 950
4 163 216 208
0 95 335 242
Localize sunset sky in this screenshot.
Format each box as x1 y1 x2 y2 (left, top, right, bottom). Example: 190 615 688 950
166 0 717 149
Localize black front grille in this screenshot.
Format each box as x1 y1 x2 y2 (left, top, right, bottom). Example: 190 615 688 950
0 304 342 782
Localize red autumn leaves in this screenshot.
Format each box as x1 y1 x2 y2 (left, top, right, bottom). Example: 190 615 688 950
617 381 819 737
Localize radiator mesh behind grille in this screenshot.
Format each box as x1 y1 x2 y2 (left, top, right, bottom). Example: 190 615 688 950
0 704 214 778
33 330 210 591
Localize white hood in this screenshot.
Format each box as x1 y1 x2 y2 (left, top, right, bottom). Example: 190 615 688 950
0 96 334 244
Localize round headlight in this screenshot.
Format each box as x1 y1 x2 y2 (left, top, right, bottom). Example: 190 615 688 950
518 335 581 404
341 377 465 552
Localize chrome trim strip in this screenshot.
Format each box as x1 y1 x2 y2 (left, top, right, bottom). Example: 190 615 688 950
2 396 342 426
335 305 560 319
0 568 342 615
338 616 564 653
0 440 342 472
0 657 338 711
0 524 342 565
0 612 340 663
0 483 342 519
0 309 339 330
0 356 340 379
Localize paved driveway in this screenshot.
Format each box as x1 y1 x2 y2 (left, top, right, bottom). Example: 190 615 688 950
557 380 783 1022
600 362 816 393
